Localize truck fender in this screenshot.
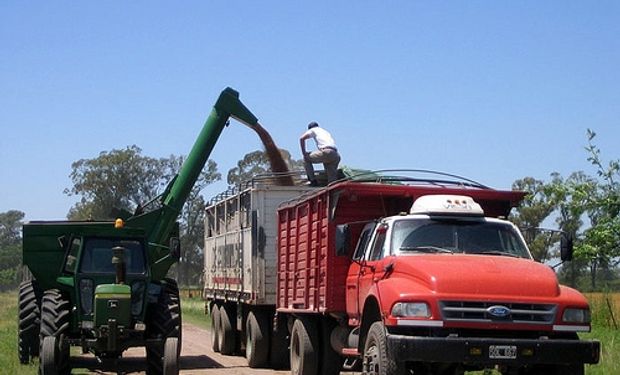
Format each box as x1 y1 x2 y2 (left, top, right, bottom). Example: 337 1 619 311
358 296 382 353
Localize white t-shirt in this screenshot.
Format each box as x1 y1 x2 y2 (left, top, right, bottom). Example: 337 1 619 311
303 127 337 150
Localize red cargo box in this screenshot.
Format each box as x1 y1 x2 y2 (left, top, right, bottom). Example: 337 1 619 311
276 181 524 314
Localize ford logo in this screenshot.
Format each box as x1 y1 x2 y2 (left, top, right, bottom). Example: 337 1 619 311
487 305 511 318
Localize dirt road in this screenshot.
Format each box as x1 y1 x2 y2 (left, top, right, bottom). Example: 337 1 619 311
70 323 356 374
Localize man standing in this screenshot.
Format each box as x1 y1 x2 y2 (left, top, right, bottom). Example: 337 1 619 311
300 121 341 185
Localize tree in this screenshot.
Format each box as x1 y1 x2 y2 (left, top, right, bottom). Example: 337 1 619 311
227 149 303 186
65 146 171 220
509 177 555 262
0 210 25 290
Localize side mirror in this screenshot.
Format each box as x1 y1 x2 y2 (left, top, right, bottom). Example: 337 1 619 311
170 237 181 261
560 234 574 262
335 224 350 256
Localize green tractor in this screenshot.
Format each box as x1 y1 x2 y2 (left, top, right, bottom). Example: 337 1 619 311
18 88 260 374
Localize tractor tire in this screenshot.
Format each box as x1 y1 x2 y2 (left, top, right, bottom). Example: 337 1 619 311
163 337 180 375
362 321 406 375
39 289 71 375
146 280 182 375
290 317 319 375
245 310 270 368
218 304 236 355
18 280 41 364
210 303 221 352
40 336 58 375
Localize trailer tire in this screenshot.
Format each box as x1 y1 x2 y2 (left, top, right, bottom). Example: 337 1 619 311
163 337 180 375
18 280 41 364
146 280 182 375
319 318 344 375
290 317 318 375
218 304 236 355
39 289 70 375
363 321 405 375
210 303 221 352
245 311 270 368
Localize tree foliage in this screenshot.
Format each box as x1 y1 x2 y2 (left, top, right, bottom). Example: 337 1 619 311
227 149 303 186
0 210 25 290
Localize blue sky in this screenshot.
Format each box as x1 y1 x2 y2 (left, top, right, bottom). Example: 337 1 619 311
1 2 619 220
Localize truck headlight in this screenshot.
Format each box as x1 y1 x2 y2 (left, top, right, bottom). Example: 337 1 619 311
391 302 431 318
80 279 94 315
562 308 591 323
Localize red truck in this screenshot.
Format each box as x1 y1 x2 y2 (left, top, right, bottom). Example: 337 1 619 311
204 173 600 375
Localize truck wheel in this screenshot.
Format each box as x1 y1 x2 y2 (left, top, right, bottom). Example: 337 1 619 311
245 310 270 368
210 303 221 352
163 337 180 375
39 289 70 375
18 280 41 364
218 304 236 355
363 321 405 375
146 281 182 375
290 317 318 375
319 318 344 375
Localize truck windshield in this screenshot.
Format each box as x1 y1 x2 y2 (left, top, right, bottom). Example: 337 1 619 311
79 238 147 274
392 219 530 258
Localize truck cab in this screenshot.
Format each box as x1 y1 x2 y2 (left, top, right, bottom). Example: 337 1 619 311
346 194 598 374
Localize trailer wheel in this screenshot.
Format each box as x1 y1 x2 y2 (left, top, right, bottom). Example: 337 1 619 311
146 280 182 375
245 310 270 368
210 303 221 352
363 321 405 375
218 304 236 355
163 337 180 375
39 289 70 375
18 280 41 363
290 317 318 375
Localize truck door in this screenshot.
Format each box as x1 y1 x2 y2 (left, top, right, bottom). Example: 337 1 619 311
346 223 375 322
357 224 388 317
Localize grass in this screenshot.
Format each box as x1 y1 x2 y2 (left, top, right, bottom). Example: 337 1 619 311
0 292 617 374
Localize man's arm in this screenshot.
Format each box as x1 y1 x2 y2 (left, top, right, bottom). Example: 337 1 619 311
300 132 311 157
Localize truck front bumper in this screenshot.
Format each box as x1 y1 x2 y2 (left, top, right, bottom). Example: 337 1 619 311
387 335 600 366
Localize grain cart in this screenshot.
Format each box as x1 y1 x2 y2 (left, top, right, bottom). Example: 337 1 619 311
18 87 260 375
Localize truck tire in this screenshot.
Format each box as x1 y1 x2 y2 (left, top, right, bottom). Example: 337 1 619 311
146 280 182 375
218 304 236 355
290 317 318 375
245 310 270 368
319 318 344 375
18 280 41 364
210 303 221 352
163 337 180 375
363 321 405 375
39 289 70 375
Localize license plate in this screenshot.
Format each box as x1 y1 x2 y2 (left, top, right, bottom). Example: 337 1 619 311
489 345 517 359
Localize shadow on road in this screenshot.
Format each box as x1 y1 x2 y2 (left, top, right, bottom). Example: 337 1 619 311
70 354 224 374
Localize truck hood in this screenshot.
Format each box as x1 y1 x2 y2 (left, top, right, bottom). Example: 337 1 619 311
391 254 560 297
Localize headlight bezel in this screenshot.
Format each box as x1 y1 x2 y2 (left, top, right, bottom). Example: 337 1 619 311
391 302 432 319
562 307 591 324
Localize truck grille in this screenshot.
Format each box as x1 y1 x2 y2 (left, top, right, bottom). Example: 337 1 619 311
440 301 557 324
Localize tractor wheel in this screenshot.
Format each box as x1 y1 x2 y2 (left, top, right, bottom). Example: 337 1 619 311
245 310 270 368
210 303 221 352
18 280 41 364
290 317 319 375
39 289 70 375
40 336 58 375
218 304 236 355
163 337 180 375
146 280 182 375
